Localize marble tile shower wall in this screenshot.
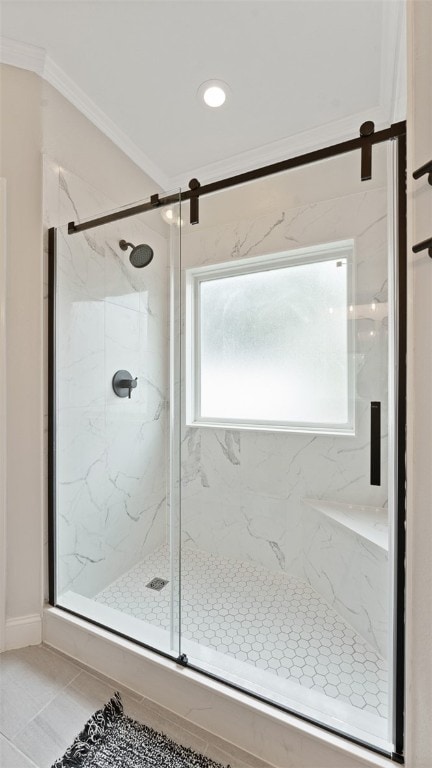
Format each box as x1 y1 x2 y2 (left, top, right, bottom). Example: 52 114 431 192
180 186 390 654
43 158 169 598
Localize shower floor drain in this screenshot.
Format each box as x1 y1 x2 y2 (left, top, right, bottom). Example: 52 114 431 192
146 577 169 591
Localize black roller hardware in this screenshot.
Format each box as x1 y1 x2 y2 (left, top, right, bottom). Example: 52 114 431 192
189 178 201 225
360 121 375 181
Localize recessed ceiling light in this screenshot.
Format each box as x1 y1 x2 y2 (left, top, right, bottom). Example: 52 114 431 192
198 80 230 109
204 85 226 108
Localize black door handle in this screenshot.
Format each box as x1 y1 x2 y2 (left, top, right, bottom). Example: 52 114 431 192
370 401 381 486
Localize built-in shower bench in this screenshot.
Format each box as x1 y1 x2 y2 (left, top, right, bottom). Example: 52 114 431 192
303 498 388 552
301 498 389 658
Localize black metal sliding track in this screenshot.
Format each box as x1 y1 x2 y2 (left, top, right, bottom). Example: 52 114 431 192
48 123 407 763
67 121 406 234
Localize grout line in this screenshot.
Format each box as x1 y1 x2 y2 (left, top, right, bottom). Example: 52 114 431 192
10 655 82 742
69 665 145 703
2 733 40 768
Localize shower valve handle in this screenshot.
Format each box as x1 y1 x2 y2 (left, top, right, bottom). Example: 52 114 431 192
112 370 138 399
122 377 138 398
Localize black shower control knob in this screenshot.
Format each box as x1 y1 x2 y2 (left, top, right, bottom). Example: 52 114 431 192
112 370 138 399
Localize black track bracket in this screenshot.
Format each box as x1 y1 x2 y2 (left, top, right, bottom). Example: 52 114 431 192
176 653 189 667
360 121 375 181
189 178 201 225
412 236 432 258
413 159 432 185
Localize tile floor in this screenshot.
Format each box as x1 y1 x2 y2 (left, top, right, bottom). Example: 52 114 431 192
96 545 388 720
0 645 273 768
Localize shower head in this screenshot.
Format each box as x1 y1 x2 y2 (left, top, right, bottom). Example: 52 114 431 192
119 239 154 268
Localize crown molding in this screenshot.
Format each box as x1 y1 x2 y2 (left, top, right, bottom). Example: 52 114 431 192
42 55 170 189
0 36 169 190
0 36 45 75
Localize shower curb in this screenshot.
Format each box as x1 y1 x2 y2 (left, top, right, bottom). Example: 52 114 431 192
43 606 394 768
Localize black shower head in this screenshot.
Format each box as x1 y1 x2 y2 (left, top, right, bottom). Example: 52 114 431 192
119 239 154 268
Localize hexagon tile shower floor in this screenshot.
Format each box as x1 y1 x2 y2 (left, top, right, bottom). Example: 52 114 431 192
96 545 387 720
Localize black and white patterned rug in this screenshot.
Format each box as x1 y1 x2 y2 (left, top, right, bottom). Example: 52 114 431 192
51 692 228 768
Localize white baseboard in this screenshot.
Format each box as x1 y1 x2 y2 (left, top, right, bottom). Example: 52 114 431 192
4 613 42 650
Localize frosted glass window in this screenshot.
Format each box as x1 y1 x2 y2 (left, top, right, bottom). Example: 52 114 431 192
186 243 354 433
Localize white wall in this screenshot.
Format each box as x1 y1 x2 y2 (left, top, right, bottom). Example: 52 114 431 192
0 178 7 651
406 1 432 766
0 66 43 648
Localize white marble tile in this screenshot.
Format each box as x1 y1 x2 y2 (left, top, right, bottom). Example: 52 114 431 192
335 539 389 658
57 297 105 410
56 412 167 596
58 168 115 226
104 300 141 409
43 155 60 214
302 503 388 656
56 226 106 304
303 506 357 605
53 163 169 601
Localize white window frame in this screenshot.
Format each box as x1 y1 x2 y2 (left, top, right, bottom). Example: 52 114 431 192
185 240 355 435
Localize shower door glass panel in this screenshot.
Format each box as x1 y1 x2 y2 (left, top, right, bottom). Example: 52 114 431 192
53 190 182 657
178 143 397 751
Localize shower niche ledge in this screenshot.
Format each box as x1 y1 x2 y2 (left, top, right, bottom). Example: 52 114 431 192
303 498 388 551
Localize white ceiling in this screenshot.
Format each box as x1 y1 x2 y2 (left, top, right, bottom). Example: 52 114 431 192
0 0 406 190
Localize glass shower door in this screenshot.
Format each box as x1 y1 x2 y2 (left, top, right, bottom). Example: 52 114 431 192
51 189 182 659
177 141 399 752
